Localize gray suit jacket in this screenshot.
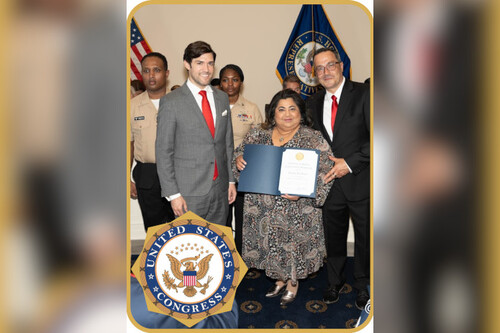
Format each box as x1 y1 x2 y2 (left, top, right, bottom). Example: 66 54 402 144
156 83 235 198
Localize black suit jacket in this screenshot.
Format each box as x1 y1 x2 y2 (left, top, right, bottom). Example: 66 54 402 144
306 79 370 201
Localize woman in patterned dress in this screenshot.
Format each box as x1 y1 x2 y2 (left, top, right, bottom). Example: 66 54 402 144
233 89 334 305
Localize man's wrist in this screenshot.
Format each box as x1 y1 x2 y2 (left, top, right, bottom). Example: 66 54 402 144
166 193 181 201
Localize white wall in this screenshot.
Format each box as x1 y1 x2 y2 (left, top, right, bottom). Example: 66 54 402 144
133 4 371 112
130 4 372 243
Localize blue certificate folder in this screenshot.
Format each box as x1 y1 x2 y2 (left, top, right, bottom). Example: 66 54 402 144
237 144 320 198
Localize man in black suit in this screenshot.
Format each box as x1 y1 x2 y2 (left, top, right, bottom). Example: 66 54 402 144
306 48 370 310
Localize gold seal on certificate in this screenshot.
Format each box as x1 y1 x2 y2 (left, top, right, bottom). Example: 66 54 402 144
295 152 305 160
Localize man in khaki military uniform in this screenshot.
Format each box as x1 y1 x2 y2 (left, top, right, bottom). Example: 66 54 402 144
130 52 174 231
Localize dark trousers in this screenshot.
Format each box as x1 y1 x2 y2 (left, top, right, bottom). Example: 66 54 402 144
133 161 175 231
323 182 370 291
227 188 244 254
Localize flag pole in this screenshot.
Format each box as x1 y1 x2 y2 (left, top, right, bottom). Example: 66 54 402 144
311 5 316 76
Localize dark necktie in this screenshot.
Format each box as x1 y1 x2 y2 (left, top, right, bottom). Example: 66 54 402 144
199 90 218 180
331 95 338 135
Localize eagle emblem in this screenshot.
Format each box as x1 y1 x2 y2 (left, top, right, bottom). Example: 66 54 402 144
162 253 214 297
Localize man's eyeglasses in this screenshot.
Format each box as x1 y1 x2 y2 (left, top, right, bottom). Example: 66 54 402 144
315 61 341 75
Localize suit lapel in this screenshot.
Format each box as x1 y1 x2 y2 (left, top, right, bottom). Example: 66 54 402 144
213 90 223 139
314 91 333 146
180 84 214 139
332 80 353 142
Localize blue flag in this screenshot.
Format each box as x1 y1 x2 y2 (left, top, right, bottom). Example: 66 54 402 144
276 5 351 98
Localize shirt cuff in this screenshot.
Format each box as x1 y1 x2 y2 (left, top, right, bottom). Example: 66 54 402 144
166 193 181 201
229 182 235 185
345 161 353 173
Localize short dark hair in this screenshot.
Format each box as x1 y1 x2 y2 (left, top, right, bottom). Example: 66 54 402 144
210 78 220 86
219 64 244 82
282 74 300 89
313 47 341 62
141 52 168 70
183 41 216 64
263 89 310 129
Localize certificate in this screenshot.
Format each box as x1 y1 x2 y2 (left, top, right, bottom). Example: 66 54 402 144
237 144 320 198
278 149 319 197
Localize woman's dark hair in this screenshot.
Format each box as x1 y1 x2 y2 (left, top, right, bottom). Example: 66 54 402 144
219 64 244 82
262 89 311 129
183 41 216 64
130 79 146 92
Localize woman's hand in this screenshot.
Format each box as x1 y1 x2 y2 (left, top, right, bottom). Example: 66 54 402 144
281 194 300 201
236 155 247 171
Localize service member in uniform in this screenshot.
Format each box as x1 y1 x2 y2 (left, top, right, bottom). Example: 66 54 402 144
130 52 175 231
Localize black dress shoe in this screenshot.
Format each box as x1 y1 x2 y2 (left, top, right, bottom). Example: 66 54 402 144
355 288 370 310
265 283 286 297
322 282 345 304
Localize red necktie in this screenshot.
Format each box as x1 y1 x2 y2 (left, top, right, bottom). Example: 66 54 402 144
331 95 338 134
199 90 218 180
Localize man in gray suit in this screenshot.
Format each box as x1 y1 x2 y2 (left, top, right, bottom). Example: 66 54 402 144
156 41 236 226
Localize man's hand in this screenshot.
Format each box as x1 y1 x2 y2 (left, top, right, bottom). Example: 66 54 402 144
324 156 350 183
171 196 188 217
130 181 138 199
228 184 237 204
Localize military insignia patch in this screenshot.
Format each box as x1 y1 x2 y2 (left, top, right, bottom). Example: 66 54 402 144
131 211 247 327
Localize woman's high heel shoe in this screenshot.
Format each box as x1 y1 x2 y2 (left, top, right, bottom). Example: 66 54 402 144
280 289 297 306
265 283 286 297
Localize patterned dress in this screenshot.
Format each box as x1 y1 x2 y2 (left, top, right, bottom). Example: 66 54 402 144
233 126 334 282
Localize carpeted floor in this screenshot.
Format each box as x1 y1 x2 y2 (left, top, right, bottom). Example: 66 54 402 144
130 255 363 329
235 258 362 329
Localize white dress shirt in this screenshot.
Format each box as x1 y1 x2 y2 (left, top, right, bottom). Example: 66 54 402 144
322 77 345 141
186 78 217 126
321 77 352 173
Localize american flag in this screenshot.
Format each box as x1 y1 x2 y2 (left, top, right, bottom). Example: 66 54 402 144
130 18 152 81
183 271 197 286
